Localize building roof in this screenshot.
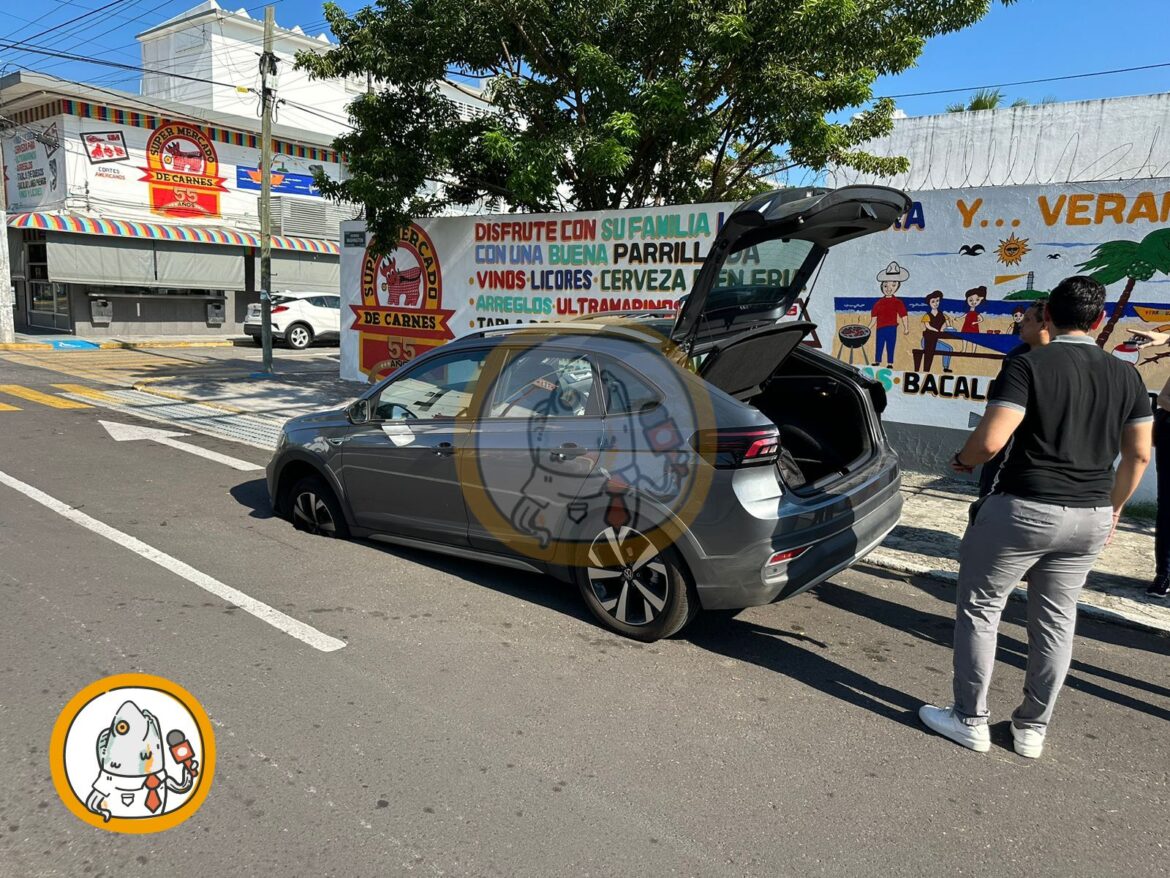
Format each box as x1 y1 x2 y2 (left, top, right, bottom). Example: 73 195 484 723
137 0 334 47
0 70 336 149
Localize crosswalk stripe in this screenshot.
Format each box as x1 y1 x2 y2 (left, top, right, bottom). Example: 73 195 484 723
52 383 118 402
0 385 92 409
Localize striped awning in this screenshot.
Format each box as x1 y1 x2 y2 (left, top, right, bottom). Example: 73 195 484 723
6 212 339 255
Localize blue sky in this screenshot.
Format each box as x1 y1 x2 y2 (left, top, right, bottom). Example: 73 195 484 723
0 0 1167 116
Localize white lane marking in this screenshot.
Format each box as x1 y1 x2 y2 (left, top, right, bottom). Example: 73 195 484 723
0 468 346 653
99 419 263 471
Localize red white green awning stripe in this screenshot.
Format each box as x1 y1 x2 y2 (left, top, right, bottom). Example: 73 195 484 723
6 213 339 255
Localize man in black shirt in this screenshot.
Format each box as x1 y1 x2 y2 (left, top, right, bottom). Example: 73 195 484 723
978 300 1050 497
919 276 1152 758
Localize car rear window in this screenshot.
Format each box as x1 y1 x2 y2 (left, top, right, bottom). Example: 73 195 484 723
708 237 817 310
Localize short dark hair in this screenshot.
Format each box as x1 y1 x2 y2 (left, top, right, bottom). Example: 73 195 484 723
924 290 943 305
1047 276 1105 331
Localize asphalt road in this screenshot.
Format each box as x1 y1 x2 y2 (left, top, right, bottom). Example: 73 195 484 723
1 361 1168 877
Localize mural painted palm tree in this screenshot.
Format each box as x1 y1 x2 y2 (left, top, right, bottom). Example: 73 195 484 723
1076 228 1170 347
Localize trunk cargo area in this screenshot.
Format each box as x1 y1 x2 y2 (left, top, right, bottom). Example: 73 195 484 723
747 356 875 491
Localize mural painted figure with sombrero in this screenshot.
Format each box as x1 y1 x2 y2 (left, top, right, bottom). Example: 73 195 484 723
869 261 911 368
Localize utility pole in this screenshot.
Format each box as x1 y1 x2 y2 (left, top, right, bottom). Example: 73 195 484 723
258 5 277 373
0 146 14 344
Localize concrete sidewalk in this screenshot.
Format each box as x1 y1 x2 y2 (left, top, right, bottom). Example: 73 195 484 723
0 332 252 351
870 471 1170 635
122 369 1170 635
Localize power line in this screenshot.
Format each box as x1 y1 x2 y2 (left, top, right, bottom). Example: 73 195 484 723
280 98 352 129
1 0 144 67
3 0 186 75
0 38 244 90
881 61 1170 99
2 0 130 43
7 1 316 79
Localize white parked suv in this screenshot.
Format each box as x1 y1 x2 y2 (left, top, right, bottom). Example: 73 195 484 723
244 291 341 349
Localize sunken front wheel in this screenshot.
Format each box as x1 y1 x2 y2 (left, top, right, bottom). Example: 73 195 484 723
574 525 697 641
288 476 349 538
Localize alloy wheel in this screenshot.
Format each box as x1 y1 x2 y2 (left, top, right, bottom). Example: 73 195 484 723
292 490 337 536
586 526 670 627
288 326 311 348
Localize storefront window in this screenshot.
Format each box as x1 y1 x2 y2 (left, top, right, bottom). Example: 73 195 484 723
29 282 54 313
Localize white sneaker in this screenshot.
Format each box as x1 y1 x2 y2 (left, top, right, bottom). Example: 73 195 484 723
918 704 991 752
1011 724 1045 758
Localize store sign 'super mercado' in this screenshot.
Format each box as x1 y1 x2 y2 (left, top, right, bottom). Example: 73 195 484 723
140 123 228 219
353 224 456 381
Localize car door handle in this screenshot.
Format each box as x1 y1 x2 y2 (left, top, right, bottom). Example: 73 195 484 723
433 442 455 457
550 442 582 462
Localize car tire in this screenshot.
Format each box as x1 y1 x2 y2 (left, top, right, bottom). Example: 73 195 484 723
250 336 263 346
288 475 350 539
573 524 698 642
285 323 313 350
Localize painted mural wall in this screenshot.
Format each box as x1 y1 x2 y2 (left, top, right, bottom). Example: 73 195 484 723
339 202 735 383
809 179 1170 432
339 180 1170 505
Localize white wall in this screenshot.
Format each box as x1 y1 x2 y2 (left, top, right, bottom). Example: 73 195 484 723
831 94 1170 192
138 2 492 141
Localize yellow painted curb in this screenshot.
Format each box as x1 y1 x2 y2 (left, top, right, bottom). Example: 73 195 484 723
0 343 55 351
97 340 243 349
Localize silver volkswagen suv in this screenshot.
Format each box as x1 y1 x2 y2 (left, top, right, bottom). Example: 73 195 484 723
267 186 909 640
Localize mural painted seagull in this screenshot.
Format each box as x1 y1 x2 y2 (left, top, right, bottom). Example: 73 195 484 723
1047 253 1063 259
958 244 986 256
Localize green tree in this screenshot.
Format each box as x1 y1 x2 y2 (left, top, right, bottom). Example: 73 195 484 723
946 88 1004 112
1076 229 1170 346
298 0 1015 247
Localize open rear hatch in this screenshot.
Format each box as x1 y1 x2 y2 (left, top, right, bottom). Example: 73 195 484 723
694 322 815 400
671 185 912 389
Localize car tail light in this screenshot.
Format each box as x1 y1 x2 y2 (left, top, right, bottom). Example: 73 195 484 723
762 545 809 581
690 426 780 468
766 547 808 564
271 305 290 314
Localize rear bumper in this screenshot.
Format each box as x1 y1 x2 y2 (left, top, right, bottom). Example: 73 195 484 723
688 468 903 610
245 323 285 340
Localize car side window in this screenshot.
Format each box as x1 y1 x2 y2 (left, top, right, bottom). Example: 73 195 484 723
488 349 597 418
307 296 328 307
372 350 489 421
598 358 662 415
324 296 340 309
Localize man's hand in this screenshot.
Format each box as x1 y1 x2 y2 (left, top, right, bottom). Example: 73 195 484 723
1130 329 1169 347
951 452 975 474
1105 510 1123 547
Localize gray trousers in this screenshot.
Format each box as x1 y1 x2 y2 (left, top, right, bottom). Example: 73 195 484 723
953 493 1113 730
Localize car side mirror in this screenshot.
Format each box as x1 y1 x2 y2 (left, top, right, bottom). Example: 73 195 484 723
347 399 371 424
